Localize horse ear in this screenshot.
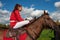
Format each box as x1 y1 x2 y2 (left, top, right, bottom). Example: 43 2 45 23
44 10 49 15
44 10 47 14
44 10 46 14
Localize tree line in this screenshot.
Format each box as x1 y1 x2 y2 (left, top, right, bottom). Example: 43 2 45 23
0 20 60 29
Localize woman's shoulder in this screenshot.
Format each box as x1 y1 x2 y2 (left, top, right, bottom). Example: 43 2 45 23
14 10 19 12
12 10 19 14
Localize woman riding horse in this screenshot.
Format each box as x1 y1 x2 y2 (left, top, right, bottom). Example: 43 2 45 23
3 4 30 40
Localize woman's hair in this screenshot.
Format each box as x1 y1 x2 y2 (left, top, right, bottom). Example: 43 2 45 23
13 4 22 11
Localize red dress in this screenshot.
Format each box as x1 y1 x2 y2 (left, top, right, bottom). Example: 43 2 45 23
3 10 28 40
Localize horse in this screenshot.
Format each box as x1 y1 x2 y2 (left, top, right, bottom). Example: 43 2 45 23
7 10 60 40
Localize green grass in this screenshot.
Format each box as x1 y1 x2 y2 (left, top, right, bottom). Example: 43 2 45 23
37 29 54 40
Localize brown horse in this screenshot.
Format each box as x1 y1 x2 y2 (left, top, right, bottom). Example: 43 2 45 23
7 10 60 40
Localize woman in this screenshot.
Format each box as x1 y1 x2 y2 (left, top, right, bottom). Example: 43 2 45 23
3 4 30 40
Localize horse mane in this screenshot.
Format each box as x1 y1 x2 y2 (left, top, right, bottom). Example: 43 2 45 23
29 13 49 25
28 16 42 26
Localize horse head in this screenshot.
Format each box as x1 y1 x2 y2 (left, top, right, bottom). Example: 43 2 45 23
40 10 60 33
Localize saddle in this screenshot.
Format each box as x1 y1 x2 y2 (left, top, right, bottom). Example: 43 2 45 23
6 28 25 38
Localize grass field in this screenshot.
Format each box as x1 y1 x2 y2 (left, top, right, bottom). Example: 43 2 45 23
37 29 54 40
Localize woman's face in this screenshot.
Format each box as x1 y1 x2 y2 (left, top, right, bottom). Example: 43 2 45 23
18 6 22 11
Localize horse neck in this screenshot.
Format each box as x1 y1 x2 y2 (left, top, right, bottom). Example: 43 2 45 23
27 17 44 39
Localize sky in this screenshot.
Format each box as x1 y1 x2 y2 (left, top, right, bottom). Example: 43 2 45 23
0 0 60 24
